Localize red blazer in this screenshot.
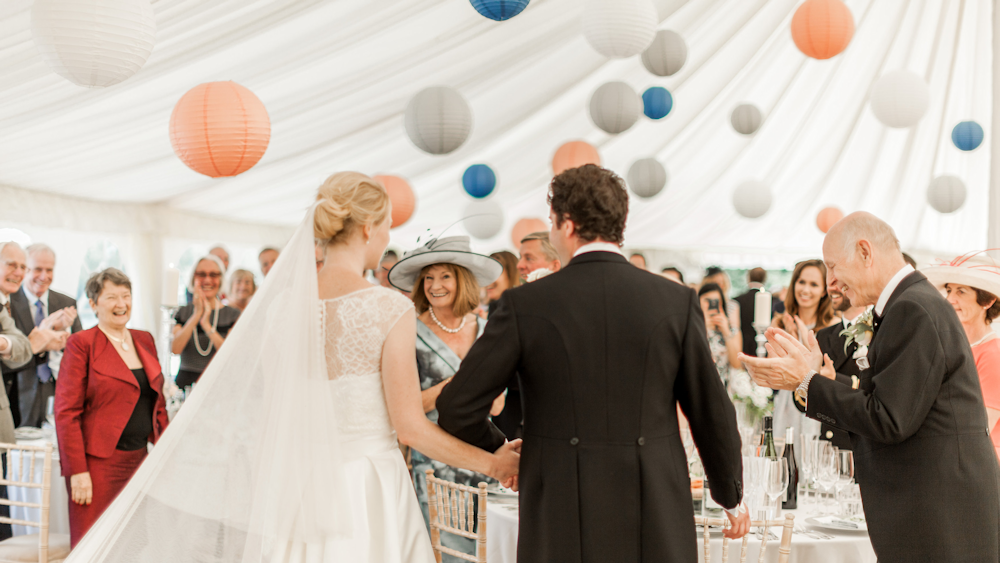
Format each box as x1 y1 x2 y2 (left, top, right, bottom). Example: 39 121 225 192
55 327 169 477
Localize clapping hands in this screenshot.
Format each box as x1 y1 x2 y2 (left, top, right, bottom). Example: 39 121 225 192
738 322 821 391
39 306 77 332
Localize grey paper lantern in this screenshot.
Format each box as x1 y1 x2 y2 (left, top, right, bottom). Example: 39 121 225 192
463 199 505 240
871 70 929 128
641 30 687 77
404 86 473 155
731 104 763 135
582 0 658 58
590 82 641 134
627 158 668 198
927 175 966 214
732 180 772 218
31 0 156 88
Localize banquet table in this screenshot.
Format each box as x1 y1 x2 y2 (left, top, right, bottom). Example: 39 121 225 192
7 434 70 537
486 497 876 563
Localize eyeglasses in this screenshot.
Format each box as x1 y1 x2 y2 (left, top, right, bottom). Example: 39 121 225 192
194 272 222 280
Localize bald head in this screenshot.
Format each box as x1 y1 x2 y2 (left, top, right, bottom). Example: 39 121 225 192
826 212 901 257
823 212 907 308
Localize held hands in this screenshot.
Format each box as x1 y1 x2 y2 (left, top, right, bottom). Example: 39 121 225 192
70 472 93 505
491 439 521 488
738 327 813 391
723 505 751 540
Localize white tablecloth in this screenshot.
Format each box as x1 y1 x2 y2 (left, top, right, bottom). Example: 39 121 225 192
8 438 69 537
486 500 876 563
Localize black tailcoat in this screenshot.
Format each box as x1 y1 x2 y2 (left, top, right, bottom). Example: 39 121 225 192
806 272 1000 562
437 252 743 563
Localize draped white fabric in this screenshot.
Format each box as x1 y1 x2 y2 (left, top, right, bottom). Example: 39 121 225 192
0 0 992 257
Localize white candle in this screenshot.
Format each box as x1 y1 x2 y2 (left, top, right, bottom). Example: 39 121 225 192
754 289 772 327
163 267 179 307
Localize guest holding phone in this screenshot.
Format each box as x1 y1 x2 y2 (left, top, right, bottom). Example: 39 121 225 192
698 283 741 383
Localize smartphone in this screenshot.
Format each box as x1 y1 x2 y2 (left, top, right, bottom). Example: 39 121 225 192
707 298 720 312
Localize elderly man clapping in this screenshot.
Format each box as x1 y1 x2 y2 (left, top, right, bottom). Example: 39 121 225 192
740 212 1000 563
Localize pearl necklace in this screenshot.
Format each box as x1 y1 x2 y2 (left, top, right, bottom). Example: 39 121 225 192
429 307 466 334
971 331 997 348
100 326 130 351
194 301 221 357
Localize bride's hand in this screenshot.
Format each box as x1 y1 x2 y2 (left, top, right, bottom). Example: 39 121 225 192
489 439 521 483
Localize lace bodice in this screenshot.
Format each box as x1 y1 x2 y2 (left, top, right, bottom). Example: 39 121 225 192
322 286 414 436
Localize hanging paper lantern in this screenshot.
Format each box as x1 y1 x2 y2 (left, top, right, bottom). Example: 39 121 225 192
582 0 658 58
627 158 668 198
464 199 504 240
374 175 416 228
642 87 673 120
816 207 844 233
470 0 530 20
31 0 157 88
791 0 855 60
463 164 497 198
590 82 641 134
731 104 763 135
511 218 548 247
952 121 984 151
641 30 687 77
404 86 473 155
169 81 271 178
732 180 772 218
870 71 930 128
552 141 601 175
927 175 967 214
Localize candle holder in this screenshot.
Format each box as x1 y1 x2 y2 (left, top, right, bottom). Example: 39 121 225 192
753 322 768 358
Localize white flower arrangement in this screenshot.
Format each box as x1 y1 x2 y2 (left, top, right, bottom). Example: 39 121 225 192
728 369 773 424
526 268 554 283
840 308 874 370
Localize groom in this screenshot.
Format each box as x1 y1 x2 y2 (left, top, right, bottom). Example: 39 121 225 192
741 212 1000 562
437 165 749 563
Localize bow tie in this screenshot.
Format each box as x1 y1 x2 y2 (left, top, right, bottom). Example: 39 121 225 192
872 311 883 332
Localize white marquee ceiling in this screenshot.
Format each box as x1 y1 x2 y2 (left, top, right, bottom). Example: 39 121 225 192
0 0 993 258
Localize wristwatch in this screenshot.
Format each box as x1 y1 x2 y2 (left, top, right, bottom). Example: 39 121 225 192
795 370 817 405
724 503 747 518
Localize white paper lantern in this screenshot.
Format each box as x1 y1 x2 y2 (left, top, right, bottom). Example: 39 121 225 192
590 82 641 134
927 175 967 214
731 104 763 135
463 199 505 240
582 0 658 59
641 30 687 77
732 180 772 218
870 71 930 128
627 158 668 198
404 86 473 155
31 0 156 88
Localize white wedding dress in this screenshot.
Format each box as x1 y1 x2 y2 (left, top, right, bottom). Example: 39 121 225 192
65 205 434 563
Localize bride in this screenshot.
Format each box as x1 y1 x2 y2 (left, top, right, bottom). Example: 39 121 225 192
65 172 520 562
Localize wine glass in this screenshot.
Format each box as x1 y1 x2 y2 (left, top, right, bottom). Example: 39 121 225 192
835 450 855 509
816 443 840 514
798 434 816 510
764 458 789 520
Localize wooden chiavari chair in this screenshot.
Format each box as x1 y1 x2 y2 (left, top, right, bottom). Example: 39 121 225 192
694 513 794 563
0 442 70 563
424 470 487 563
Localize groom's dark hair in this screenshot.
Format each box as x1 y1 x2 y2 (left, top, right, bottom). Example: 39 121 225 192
547 164 628 244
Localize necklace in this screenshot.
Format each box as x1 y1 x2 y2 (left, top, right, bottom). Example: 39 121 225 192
429 307 466 334
100 326 130 351
194 300 221 356
971 331 997 348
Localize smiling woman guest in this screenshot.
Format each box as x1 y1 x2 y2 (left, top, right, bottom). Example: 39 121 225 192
486 251 520 317
226 269 257 312
388 237 505 559
171 256 241 388
55 268 169 547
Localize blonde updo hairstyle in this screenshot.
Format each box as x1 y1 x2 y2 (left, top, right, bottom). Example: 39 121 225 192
314 172 391 246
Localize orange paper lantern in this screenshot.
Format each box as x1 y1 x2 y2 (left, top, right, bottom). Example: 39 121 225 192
374 175 416 228
791 0 854 60
170 81 271 177
552 141 601 176
511 218 548 248
816 206 844 233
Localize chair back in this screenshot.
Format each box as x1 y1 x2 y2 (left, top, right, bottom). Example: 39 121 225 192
424 470 487 563
0 442 54 563
694 513 794 563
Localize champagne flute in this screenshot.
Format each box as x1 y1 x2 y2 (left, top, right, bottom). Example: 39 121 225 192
816 443 839 514
764 458 789 520
836 450 855 511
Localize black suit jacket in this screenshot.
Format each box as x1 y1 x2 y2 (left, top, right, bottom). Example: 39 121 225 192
437 252 743 563
2 288 82 426
794 321 859 450
734 289 759 357
807 272 1000 562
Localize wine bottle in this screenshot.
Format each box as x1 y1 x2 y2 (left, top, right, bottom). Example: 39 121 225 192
762 416 777 459
782 427 799 509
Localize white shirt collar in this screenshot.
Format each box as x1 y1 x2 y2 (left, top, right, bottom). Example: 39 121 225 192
0 292 7 306
22 285 48 309
875 265 915 316
842 305 874 328
573 241 624 258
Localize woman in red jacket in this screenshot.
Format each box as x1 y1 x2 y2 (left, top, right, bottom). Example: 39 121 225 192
55 268 169 547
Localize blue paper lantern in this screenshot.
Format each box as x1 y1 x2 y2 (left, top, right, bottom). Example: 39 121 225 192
463 164 497 198
952 121 984 151
470 0 530 21
642 87 673 120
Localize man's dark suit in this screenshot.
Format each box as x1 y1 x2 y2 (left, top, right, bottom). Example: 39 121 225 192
793 321 859 450
437 252 743 563
734 288 760 358
2 287 81 427
806 272 1000 561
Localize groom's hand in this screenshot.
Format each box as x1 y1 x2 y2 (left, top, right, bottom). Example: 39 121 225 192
723 505 750 540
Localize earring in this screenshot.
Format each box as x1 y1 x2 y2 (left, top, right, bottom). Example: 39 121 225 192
366 239 371 245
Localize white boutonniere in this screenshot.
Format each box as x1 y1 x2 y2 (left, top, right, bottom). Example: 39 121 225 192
840 309 874 370
526 268 554 283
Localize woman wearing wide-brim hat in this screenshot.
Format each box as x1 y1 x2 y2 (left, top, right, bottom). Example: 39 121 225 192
388 236 507 556
924 252 1000 460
